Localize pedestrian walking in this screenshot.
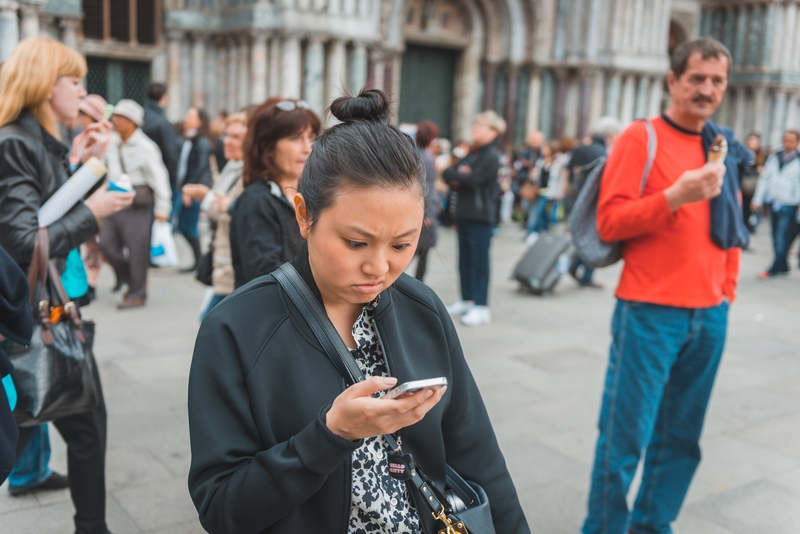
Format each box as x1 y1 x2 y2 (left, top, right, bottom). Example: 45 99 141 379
229 98 320 288
751 130 800 279
443 111 504 327
414 119 440 281
182 112 247 319
524 141 564 240
187 88 530 534
100 99 172 309
741 133 767 232
566 116 624 288
582 37 749 534
0 38 135 534
142 83 179 191
174 107 212 272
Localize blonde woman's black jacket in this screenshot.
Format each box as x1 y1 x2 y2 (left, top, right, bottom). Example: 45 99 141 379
443 142 500 224
187 247 530 534
0 112 98 273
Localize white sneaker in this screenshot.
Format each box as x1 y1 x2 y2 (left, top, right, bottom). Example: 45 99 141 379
525 232 540 246
446 300 474 316
460 306 492 326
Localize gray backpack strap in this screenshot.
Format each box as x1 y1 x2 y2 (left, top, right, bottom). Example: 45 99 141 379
639 119 657 196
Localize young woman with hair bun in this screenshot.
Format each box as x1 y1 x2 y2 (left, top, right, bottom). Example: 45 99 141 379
188 89 530 534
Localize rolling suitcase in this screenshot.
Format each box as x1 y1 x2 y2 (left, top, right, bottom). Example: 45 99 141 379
513 234 574 295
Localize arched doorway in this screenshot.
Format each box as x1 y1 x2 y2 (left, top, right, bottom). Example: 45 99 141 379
397 0 473 140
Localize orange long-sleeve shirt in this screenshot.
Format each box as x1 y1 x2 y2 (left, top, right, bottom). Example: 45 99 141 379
597 116 740 308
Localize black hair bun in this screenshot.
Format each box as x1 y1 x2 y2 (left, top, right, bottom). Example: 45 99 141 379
329 89 390 123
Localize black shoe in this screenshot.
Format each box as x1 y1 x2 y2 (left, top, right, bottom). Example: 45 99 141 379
9 471 69 497
111 278 124 293
179 264 197 274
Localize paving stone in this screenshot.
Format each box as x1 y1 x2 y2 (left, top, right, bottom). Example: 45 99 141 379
737 412 800 460
105 447 174 490
674 512 736 534
517 481 586 534
0 500 76 533
112 478 199 533
712 387 800 424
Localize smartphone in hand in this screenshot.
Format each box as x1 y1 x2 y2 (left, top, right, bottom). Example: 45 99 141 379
384 377 447 399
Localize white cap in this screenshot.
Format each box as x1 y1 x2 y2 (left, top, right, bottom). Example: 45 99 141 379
113 99 144 126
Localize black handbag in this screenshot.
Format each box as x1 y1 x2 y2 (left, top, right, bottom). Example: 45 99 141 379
8 228 100 427
195 251 213 286
272 263 495 534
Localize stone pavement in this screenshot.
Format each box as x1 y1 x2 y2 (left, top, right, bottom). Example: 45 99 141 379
1 224 799 534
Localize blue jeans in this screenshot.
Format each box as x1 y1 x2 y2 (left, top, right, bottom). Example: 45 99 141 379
200 293 226 321
171 187 201 239
583 299 729 534
8 425 52 491
456 219 493 306
570 257 595 285
527 197 559 234
768 205 798 274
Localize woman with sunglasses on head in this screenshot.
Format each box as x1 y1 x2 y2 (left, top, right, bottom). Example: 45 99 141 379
188 89 530 534
229 98 320 288
0 38 134 534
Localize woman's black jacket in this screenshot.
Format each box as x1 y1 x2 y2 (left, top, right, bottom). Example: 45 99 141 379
443 142 500 224
229 180 302 289
0 112 98 273
182 135 212 187
187 248 530 534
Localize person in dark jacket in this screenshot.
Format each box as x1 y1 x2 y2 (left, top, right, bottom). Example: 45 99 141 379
414 120 440 281
0 38 134 534
188 88 530 534
229 98 320 288
142 82 179 190
443 110 504 327
174 106 213 272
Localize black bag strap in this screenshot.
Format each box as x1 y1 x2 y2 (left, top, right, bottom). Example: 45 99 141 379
271 263 452 515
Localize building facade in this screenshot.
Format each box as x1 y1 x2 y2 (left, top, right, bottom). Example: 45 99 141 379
1 0 798 146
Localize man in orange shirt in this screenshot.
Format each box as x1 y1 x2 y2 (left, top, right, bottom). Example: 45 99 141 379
583 38 748 534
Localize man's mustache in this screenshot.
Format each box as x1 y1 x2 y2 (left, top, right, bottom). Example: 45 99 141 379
692 94 715 104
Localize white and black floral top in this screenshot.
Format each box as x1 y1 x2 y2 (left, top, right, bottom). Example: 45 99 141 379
348 297 422 534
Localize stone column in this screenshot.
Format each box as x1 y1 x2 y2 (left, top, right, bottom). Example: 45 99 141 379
227 38 239 113
251 31 269 105
205 41 218 116
734 7 747 67
304 35 325 114
589 69 605 127
752 85 767 137
0 1 20 62
783 2 798 70
526 68 542 135
19 1 40 39
733 87 747 140
368 47 384 91
238 37 251 108
326 39 347 105
269 36 282 97
166 29 184 121
648 76 664 117
328 0 341 15
191 33 206 108
281 34 303 99
60 18 79 49
634 76 650 119
786 92 800 135
577 69 593 137
349 41 368 93
504 65 520 144
217 42 229 113
770 89 788 146
604 70 622 118
482 62 498 111
620 73 637 124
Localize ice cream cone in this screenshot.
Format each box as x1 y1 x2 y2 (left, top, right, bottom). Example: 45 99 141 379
708 134 728 163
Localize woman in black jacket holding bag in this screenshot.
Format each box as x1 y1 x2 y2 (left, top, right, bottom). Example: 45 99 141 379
443 111 504 327
188 89 529 534
0 38 134 534
229 98 320 288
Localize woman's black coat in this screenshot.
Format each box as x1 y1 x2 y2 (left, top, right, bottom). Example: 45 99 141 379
0 111 98 273
187 248 530 534
443 142 500 225
229 180 302 288
182 136 212 187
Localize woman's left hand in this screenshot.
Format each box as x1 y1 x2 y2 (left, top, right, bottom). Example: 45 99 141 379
182 192 193 207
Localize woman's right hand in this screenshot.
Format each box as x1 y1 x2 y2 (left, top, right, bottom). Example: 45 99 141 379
325 376 447 441
84 184 135 218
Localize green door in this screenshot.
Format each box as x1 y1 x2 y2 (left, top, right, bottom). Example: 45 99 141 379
399 44 459 139
86 57 150 105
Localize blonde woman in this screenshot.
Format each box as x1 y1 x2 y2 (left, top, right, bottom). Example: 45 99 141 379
0 38 134 534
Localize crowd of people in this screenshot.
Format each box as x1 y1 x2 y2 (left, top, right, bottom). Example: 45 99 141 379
0 34 797 534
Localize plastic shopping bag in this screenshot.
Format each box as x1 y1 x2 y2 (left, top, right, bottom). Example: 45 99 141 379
150 221 179 267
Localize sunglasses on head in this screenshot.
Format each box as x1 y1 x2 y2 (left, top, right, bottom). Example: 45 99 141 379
276 100 312 112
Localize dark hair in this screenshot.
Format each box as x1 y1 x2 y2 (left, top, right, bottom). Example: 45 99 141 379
416 120 439 149
242 97 321 187
147 83 167 102
299 89 426 225
671 37 732 79
187 107 211 141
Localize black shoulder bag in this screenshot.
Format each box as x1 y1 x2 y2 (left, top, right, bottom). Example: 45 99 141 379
272 263 495 534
